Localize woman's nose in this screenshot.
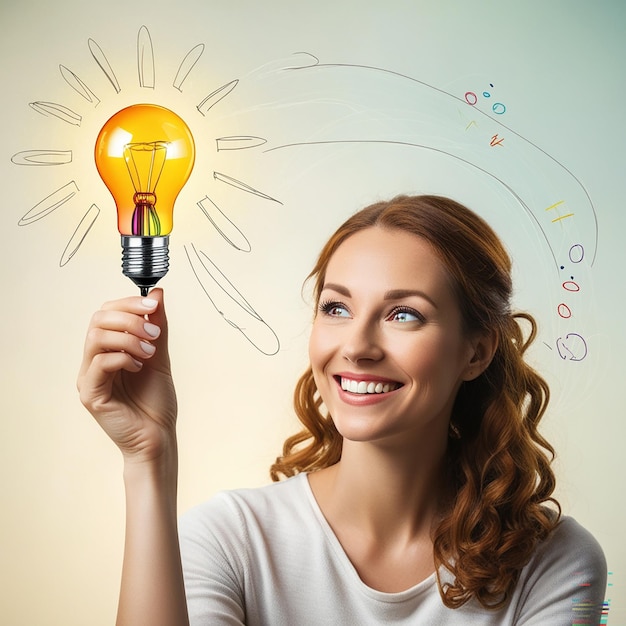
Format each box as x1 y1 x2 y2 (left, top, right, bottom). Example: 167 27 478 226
341 321 384 364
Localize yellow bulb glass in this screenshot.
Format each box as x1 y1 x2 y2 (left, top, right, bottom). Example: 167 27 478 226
95 103 195 236
94 104 195 293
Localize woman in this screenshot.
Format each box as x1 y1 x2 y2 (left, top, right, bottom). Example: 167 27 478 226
78 195 606 625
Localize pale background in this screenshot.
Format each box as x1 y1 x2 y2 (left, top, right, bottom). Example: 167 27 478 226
1 1 624 624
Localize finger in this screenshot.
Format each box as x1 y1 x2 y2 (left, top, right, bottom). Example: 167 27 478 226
100 294 160 316
79 298 162 379
83 326 158 363
83 296 161 349
77 351 143 411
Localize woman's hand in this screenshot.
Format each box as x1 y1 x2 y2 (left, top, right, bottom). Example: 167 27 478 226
77 288 178 464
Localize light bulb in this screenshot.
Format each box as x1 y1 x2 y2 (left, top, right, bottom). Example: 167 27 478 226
95 103 195 295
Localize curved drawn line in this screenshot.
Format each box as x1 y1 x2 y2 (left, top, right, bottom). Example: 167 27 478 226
284 51 322 70
556 333 588 361
184 244 280 356
59 204 100 266
137 25 155 89
11 150 72 166
197 79 239 116
214 171 282 205
18 181 79 225
29 101 81 126
173 43 205 91
197 195 251 252
265 139 559 269
88 38 121 93
216 136 267 151
283 53 599 266
59 65 100 105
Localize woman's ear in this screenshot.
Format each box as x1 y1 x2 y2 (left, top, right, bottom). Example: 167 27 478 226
462 329 498 381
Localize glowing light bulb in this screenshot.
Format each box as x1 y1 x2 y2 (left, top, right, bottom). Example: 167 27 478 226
95 103 195 295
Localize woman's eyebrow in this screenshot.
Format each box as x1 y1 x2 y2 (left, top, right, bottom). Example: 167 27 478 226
322 284 438 309
321 283 351 297
383 288 438 309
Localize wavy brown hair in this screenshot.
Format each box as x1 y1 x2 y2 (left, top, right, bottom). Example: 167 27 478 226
270 194 560 609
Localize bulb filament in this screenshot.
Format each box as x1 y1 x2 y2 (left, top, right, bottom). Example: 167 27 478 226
123 141 169 236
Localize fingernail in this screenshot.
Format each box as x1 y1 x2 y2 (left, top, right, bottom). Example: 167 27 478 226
140 341 156 355
142 298 158 309
144 322 161 338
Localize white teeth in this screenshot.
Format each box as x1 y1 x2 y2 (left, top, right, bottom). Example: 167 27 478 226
340 377 399 394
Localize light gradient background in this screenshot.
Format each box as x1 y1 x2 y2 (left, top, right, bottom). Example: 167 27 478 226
1 1 623 624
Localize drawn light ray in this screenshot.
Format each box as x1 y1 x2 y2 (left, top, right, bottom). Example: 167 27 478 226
137 25 155 89
88 38 121 93
60 204 100 266
197 79 239 116
18 181 79 225
173 43 205 92
11 150 72 166
216 136 267 151
184 243 280 356
60 65 100 106
29 101 81 126
197 196 251 252
213 171 282 204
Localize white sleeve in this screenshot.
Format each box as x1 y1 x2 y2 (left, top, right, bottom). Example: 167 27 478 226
514 517 607 626
179 494 249 626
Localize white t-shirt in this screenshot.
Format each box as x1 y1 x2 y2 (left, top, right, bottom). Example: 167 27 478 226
179 473 607 625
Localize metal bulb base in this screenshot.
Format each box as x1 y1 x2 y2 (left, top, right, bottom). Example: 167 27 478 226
121 235 169 296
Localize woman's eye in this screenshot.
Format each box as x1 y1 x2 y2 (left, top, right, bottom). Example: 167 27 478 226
388 307 424 323
319 300 351 318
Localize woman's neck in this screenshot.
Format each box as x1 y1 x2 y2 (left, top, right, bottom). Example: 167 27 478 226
307 439 451 592
309 437 450 541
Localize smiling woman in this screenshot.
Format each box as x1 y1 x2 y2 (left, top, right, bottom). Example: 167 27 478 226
78 194 607 625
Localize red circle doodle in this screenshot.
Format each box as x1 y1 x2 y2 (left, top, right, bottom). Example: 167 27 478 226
464 91 478 106
557 303 572 319
562 280 580 292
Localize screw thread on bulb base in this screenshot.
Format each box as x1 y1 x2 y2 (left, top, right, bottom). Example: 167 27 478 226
121 235 169 296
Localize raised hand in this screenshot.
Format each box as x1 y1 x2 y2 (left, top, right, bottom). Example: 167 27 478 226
77 288 177 463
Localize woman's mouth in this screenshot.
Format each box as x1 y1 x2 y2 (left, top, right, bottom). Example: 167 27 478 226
336 376 402 395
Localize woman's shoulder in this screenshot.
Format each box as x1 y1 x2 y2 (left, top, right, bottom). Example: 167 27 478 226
511 514 607 624
540 515 606 566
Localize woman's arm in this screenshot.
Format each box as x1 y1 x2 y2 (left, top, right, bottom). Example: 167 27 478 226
118 448 188 625
77 289 189 626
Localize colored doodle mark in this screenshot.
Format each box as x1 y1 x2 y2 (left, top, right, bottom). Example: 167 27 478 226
546 199 574 223
463 85 590 363
490 133 504 147
465 83 506 146
556 333 588 361
464 82 506 114
555 242 586 358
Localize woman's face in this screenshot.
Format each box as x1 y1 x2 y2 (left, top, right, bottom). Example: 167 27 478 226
309 226 479 448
